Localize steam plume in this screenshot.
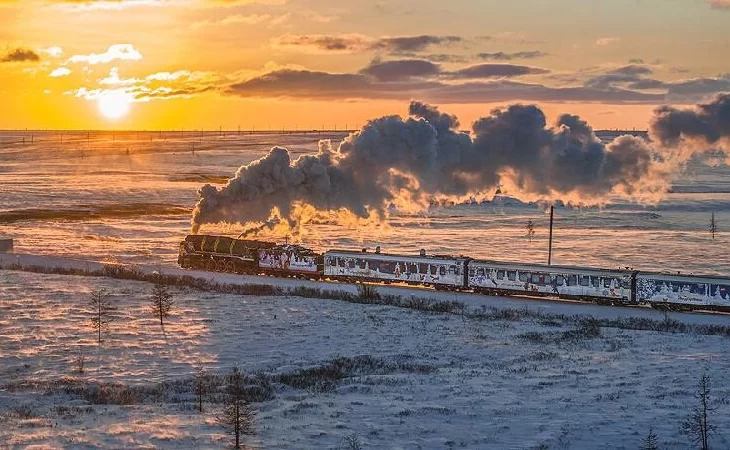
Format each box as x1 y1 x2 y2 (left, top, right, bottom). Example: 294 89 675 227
192 95 730 234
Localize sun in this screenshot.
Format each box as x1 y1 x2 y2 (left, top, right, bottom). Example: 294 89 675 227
98 90 132 120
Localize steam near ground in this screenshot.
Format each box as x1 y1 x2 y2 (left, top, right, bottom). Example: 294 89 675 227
0 126 728 276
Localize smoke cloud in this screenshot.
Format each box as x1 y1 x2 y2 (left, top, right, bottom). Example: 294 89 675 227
192 95 730 235
650 93 730 151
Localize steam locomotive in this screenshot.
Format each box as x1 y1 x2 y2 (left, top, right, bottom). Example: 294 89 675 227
178 234 730 312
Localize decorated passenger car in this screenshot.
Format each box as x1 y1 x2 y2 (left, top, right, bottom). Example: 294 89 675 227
258 245 323 275
636 272 730 311
468 260 636 304
323 249 469 289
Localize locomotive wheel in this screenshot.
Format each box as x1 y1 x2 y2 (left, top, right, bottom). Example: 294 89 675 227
205 259 216 271
226 260 236 273
216 260 227 272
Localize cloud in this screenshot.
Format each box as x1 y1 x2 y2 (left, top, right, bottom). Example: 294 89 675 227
651 93 730 149
446 63 549 79
1 48 40 63
271 33 463 54
271 33 372 53
584 65 730 100
191 12 290 29
708 0 730 9
49 67 71 77
67 44 142 64
584 65 656 89
41 46 63 58
228 69 425 100
226 68 662 104
596 37 621 46
607 65 653 76
3 0 284 11
64 66 221 102
359 59 441 81
98 66 143 85
372 35 462 53
476 51 547 61
48 0 167 11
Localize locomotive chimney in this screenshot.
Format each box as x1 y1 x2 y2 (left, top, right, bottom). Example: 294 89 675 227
419 249 426 257
375 246 381 254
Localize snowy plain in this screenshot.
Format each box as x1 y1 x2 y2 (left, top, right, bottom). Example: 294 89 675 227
0 130 728 276
2 256 730 449
1 130 730 449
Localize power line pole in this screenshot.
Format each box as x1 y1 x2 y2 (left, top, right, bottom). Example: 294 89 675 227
548 205 554 265
710 212 717 239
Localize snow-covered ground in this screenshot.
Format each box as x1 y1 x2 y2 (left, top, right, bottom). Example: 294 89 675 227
2 130 730 448
2 260 730 449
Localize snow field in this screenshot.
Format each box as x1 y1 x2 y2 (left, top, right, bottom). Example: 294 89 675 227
2 269 730 448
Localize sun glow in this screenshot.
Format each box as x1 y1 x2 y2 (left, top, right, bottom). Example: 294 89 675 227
98 90 132 120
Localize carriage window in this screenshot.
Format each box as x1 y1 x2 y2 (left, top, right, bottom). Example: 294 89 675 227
348 259 355 269
556 275 565 286
580 276 590 287
497 270 505 280
428 265 435 275
380 262 392 273
592 278 600 288
604 279 612 288
448 265 457 275
507 271 516 281
440 266 447 276
519 272 529 282
477 268 485 276
454 266 461 276
531 274 541 284
410 263 418 274
419 263 429 274
359 259 367 269
567 275 577 286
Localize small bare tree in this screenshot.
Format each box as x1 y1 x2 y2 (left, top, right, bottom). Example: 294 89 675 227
218 366 255 449
681 373 716 450
194 365 207 413
74 353 86 374
709 212 717 240
526 219 536 242
89 289 116 343
341 433 362 450
640 426 659 450
150 283 174 327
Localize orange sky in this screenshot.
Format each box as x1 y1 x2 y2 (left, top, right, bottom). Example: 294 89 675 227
1 0 729 130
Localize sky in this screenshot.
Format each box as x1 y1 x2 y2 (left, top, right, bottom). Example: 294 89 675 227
0 0 729 130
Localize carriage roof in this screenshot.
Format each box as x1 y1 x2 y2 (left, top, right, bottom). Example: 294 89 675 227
636 271 730 284
324 249 468 264
468 259 635 277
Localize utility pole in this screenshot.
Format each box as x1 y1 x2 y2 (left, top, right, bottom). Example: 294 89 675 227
710 212 717 239
548 205 554 265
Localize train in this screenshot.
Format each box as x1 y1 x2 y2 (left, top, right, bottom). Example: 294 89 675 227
178 234 730 312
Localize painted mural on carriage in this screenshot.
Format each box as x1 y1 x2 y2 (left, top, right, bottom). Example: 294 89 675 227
467 261 633 301
258 247 319 273
636 274 730 306
323 251 467 287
